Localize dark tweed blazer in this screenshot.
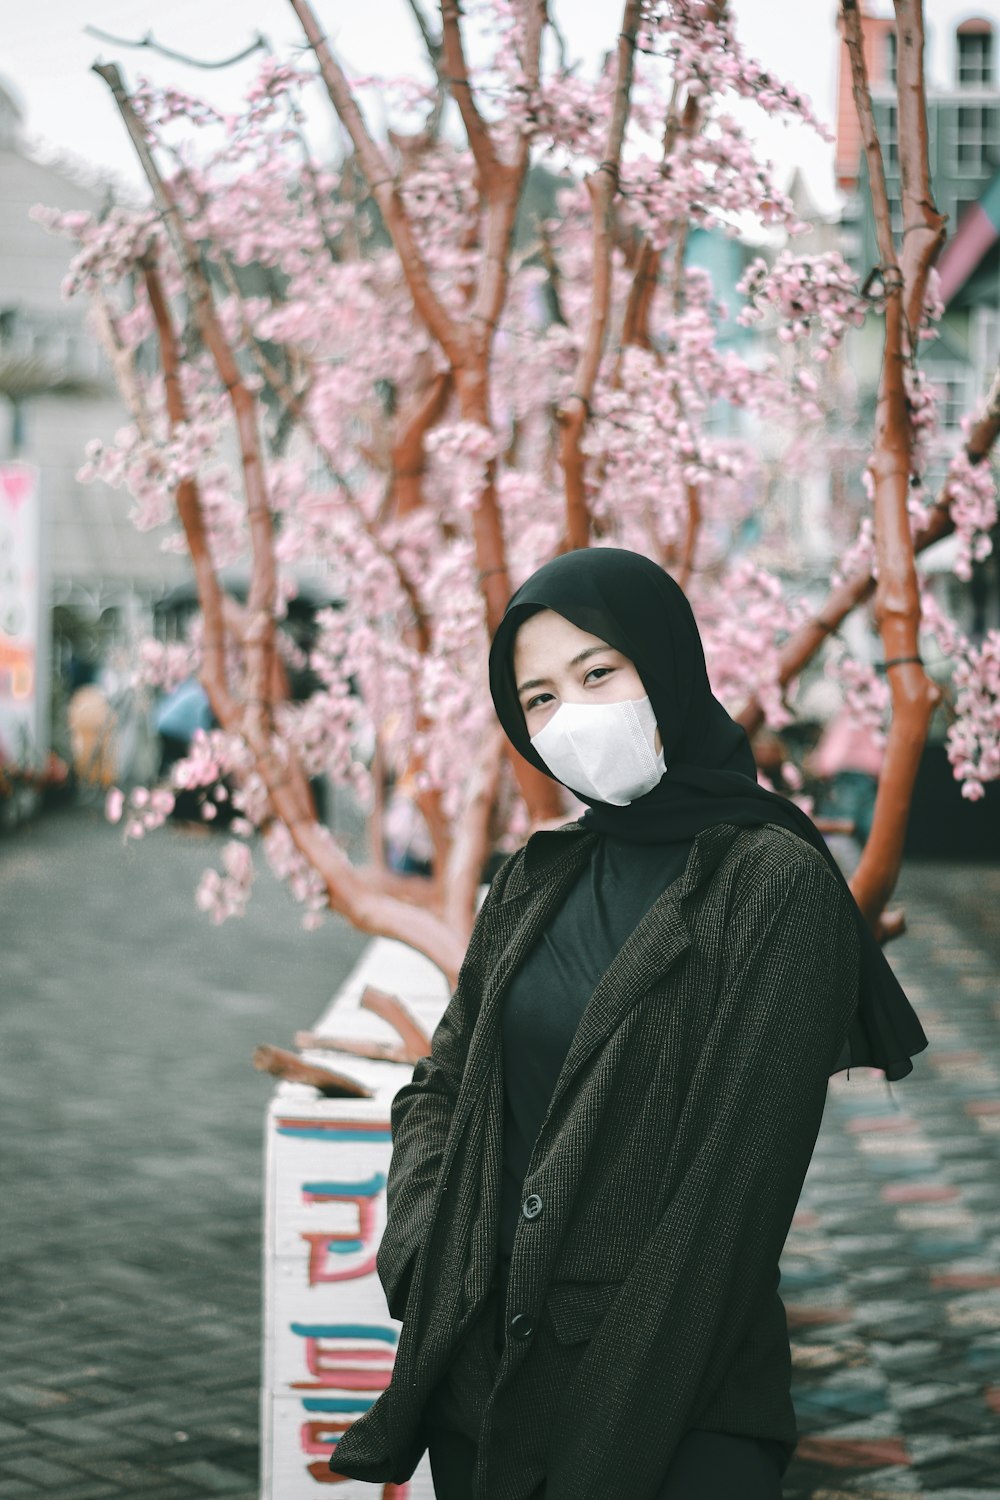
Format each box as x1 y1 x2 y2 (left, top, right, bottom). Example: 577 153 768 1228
329 818 862 1499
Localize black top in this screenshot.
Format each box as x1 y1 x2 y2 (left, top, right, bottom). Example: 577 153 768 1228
497 831 695 1260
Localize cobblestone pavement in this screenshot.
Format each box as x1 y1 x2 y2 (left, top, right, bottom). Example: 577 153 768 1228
2 810 998 1499
783 859 1000 1500
1 806 368 1500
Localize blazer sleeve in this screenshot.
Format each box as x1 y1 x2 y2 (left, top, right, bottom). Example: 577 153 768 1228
375 849 518 1322
547 856 862 1500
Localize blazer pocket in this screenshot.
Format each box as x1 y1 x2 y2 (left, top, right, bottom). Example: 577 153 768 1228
543 1280 624 1346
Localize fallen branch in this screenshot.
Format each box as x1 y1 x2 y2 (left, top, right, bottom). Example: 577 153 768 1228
294 1033 415 1065
359 984 433 1060
252 1044 373 1097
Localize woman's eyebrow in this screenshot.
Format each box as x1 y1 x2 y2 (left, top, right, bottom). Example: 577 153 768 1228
517 644 612 695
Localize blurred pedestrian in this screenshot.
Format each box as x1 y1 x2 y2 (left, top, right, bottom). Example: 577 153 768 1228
383 770 434 876
67 682 117 788
153 677 233 826
808 704 885 849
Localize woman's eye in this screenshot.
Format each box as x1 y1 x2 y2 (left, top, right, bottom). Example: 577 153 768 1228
586 667 614 683
526 692 552 711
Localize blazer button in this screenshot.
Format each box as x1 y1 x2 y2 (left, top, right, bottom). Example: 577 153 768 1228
521 1193 543 1220
508 1312 535 1339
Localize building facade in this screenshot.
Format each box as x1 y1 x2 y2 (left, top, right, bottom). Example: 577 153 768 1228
838 8 1000 435
834 5 1000 641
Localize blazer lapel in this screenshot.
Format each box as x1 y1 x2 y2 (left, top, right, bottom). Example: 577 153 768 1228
445 819 743 1158
527 819 743 1127
445 827 598 1147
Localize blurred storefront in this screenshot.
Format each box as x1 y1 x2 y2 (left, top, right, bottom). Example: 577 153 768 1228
0 76 188 817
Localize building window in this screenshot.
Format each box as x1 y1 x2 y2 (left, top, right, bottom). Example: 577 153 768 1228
958 28 993 87
972 307 1000 393
930 364 974 430
884 103 899 167
887 30 898 85
884 177 904 238
954 104 1000 171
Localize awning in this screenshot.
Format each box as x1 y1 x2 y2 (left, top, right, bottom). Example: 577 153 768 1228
938 168 1000 305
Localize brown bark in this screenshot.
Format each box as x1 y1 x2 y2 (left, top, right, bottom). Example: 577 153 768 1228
620 240 659 353
390 368 454 518
292 0 560 833
289 0 467 369
164 143 431 650
677 483 701 592
837 0 944 929
100 65 475 965
444 0 546 634
96 64 281 768
294 1032 415 1065
601 77 703 569
440 0 500 186
294 983 435 1063
141 257 243 733
442 724 504 931
88 292 154 439
894 0 948 340
359 984 433 1059
252 1044 373 1098
136 240 467 977
558 0 641 551
734 350 1000 739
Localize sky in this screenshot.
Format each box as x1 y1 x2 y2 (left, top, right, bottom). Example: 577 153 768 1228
1 0 846 212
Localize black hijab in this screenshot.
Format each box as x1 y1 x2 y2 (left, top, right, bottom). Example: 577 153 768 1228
487 546 928 1082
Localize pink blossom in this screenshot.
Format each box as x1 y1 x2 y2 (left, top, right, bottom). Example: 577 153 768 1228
34 4 992 925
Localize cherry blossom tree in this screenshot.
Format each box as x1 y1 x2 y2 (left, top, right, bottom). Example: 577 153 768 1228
35 0 998 987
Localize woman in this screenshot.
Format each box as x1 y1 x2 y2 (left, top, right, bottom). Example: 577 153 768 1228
329 547 928 1500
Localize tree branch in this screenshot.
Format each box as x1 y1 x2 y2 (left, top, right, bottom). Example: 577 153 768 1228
157 140 437 660
131 174 467 977
467 0 546 341
734 352 1000 741
296 0 557 829
849 0 943 925
96 60 282 763
440 0 500 183
389 367 454 518
894 0 947 339
287 0 467 369
841 0 897 274
86 291 154 439
141 256 242 734
405 0 443 68
442 724 504 931
85 25 269 69
557 0 641 550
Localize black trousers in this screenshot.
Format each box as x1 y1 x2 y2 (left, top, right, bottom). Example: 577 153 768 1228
427 1423 783 1499
425 1269 785 1499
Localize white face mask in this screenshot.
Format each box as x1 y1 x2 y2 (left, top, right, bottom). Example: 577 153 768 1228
529 694 667 806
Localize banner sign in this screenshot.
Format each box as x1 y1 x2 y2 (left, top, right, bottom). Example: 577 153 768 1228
0 462 43 770
262 940 449 1498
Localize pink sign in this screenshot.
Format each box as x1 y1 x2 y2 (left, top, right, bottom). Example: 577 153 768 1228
0 462 42 767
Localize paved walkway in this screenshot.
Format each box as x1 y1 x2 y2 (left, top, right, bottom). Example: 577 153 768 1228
0 806 367 1500
783 859 1000 1499
1 809 998 1498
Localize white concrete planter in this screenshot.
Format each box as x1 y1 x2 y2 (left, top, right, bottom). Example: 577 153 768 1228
261 936 451 1498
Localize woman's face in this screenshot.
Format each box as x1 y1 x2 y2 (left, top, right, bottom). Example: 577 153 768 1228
513 608 663 755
